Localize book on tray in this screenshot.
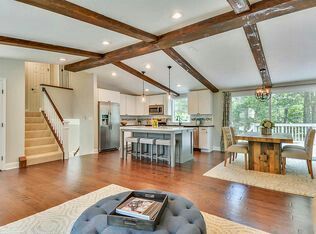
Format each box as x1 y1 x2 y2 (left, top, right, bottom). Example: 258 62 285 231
116 197 162 220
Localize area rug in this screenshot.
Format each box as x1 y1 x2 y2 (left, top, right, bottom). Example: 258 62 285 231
0 184 267 234
204 157 316 197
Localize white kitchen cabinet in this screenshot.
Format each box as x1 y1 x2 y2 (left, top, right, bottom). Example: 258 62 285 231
120 94 127 115
149 95 164 106
198 90 213 114
98 89 120 103
188 90 213 115
199 127 213 152
135 96 149 115
120 94 136 115
126 95 136 115
188 92 198 115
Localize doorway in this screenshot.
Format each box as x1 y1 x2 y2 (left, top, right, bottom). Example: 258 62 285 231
0 79 6 170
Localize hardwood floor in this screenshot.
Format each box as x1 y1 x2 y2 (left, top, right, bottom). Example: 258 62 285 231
0 151 313 233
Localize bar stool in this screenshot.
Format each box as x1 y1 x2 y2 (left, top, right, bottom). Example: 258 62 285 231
125 137 139 159
139 138 155 162
155 139 171 165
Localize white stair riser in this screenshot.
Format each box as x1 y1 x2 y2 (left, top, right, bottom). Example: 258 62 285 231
27 152 63 166
26 124 47 131
25 144 58 156
25 137 55 147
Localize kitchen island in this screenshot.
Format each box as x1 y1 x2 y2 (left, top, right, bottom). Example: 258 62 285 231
120 126 194 167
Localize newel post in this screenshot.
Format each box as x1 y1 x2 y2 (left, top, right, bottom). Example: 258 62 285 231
63 120 70 160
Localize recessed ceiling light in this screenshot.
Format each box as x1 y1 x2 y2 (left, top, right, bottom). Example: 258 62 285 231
177 84 182 87
59 58 66 62
145 64 151 69
111 72 117 77
145 88 149 92
172 12 182 19
102 41 110 45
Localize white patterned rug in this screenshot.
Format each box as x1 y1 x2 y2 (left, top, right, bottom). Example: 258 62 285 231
204 157 316 197
0 184 267 234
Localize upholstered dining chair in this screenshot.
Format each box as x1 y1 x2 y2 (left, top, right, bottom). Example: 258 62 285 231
222 127 249 170
230 127 248 160
281 128 315 179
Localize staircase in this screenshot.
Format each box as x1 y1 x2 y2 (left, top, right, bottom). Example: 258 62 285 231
25 112 63 166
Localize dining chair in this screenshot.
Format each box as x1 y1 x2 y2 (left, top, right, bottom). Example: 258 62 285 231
281 128 315 179
230 127 248 160
222 127 249 170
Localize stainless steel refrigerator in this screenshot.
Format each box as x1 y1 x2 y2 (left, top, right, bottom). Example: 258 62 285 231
98 102 120 151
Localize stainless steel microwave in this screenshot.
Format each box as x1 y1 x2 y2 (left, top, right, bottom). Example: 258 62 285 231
149 105 164 115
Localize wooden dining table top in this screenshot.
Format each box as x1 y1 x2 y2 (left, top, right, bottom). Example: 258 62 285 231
236 132 294 144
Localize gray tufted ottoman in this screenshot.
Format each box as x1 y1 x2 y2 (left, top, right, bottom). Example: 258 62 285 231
71 190 206 234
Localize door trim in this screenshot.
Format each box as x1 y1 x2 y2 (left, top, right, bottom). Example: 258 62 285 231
0 78 6 171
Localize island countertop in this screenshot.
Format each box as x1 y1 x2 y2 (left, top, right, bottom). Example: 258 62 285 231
120 126 194 133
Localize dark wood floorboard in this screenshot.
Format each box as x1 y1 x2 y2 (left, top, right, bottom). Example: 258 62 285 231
0 151 313 233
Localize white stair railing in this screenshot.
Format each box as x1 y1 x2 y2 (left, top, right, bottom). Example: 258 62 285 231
41 88 69 159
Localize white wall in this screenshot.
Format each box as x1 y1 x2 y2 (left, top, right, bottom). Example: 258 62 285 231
44 86 73 119
212 91 223 151
0 58 25 166
69 71 97 156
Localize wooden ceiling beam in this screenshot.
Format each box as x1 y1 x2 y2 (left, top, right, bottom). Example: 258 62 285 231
113 61 180 96
65 0 316 72
243 24 272 87
227 0 250 14
0 35 102 58
16 0 158 42
163 48 219 92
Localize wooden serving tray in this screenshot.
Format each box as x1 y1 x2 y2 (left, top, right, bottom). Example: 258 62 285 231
107 191 168 231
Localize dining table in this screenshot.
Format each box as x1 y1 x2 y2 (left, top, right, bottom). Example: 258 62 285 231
236 132 293 174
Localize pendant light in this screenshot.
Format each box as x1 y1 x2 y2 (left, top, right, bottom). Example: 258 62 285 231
168 65 172 100
141 71 146 102
255 69 272 102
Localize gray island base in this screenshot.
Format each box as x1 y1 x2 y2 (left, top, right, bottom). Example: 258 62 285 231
120 126 194 167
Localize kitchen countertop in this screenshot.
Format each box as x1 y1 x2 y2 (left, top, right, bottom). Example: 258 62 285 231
121 124 214 127
120 126 194 132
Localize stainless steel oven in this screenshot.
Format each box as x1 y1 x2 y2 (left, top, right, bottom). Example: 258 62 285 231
149 105 164 115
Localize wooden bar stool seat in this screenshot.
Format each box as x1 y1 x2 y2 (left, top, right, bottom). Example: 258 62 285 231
155 139 171 165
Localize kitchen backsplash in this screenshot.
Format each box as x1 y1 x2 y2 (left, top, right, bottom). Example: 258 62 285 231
190 114 213 126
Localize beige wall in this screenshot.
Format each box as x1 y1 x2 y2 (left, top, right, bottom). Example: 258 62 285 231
0 58 25 165
44 86 74 119
69 71 97 155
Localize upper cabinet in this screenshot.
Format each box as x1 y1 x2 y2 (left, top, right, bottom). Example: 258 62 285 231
98 88 120 103
188 90 213 115
120 94 136 115
149 95 164 106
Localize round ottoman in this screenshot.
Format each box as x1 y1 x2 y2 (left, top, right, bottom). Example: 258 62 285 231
71 190 206 234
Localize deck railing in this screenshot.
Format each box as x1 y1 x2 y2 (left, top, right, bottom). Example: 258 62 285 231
253 123 316 142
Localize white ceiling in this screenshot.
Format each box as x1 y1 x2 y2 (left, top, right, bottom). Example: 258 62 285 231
258 7 316 84
0 0 316 94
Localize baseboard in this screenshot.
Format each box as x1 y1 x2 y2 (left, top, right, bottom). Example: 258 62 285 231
213 146 221 151
4 162 19 170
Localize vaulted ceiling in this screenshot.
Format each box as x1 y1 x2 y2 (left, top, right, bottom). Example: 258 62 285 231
0 0 315 95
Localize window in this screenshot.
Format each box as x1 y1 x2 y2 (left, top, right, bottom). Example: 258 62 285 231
231 85 316 145
231 95 269 133
172 96 190 122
